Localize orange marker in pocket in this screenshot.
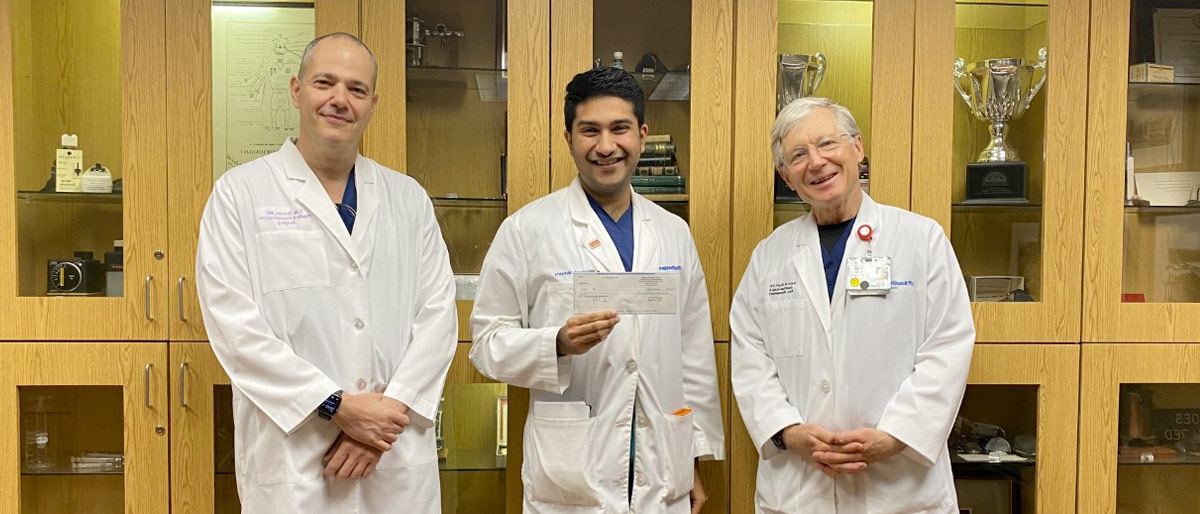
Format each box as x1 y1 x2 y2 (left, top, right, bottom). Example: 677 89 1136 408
673 408 692 416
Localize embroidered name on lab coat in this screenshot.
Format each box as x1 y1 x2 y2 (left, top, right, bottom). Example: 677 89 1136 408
768 281 797 296
257 208 312 228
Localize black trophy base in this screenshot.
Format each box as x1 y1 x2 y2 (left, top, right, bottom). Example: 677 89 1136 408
963 161 1030 205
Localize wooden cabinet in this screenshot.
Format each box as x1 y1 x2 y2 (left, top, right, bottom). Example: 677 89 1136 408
1080 344 1200 513
0 342 169 513
954 344 1078 514
911 0 1088 343
1083 0 1200 342
0 0 169 340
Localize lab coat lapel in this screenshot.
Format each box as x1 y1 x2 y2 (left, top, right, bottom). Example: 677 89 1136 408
568 180 623 273
631 194 659 272
790 217 832 334
279 139 360 264
350 156 379 254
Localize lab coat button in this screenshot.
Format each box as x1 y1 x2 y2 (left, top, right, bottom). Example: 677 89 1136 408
637 416 648 428
350 262 359 272
820 380 831 393
354 319 365 330
635 473 647 486
356 378 366 391
626 361 638 373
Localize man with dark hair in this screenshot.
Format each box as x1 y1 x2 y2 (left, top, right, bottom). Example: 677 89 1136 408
470 67 725 513
197 33 456 512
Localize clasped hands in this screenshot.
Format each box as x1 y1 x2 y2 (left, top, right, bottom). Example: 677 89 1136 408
782 424 906 475
323 393 410 479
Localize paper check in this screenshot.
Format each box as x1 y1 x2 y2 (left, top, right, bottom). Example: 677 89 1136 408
572 272 679 315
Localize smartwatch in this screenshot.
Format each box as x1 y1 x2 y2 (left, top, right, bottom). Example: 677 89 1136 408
771 429 788 451
317 390 343 420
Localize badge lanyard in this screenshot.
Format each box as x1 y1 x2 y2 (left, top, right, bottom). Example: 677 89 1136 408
846 224 892 296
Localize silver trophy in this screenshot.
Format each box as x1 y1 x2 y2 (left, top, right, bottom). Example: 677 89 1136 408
953 48 1047 163
777 53 826 112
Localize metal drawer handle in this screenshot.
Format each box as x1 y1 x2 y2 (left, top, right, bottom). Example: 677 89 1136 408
144 363 153 408
177 276 188 322
179 362 189 408
144 275 154 322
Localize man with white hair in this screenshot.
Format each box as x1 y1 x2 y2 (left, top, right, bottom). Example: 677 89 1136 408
730 97 975 513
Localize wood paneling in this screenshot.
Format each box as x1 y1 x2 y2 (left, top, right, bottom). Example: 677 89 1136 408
509 0 552 212
166 0 214 341
730 0 776 295
170 342 231 514
549 0 591 192
360 0 406 170
315 0 358 37
691 0 734 340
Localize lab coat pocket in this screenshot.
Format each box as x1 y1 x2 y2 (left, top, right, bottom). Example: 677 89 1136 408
544 280 575 328
255 230 331 293
524 414 602 506
757 300 809 358
663 411 696 500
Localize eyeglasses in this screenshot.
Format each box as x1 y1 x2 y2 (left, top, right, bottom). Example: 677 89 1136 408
787 133 851 166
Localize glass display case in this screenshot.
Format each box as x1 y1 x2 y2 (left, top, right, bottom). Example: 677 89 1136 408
951 385 1037 513
19 386 125 513
1080 345 1200 514
951 1 1048 303
912 0 1086 343
404 0 509 275
0 343 168 513
1084 0 1200 341
0 0 170 339
1114 383 1200 512
1120 1 1200 304
954 344 1077 514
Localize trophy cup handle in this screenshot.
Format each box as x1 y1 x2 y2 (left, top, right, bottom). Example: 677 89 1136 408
1026 47 1048 109
953 58 972 106
812 53 827 95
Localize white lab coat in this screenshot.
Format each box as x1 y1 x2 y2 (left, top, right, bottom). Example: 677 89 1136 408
731 195 975 514
196 139 457 513
470 179 725 513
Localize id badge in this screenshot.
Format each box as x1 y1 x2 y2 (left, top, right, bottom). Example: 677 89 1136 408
846 255 892 296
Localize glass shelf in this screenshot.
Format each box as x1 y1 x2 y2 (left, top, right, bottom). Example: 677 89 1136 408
21 467 123 476
17 191 123 204
953 202 1043 211
431 197 507 208
1117 453 1200 466
1124 205 1200 215
642 193 688 203
951 453 1036 467
439 449 506 472
407 66 507 101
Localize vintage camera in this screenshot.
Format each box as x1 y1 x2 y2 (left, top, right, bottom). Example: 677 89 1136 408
47 252 105 296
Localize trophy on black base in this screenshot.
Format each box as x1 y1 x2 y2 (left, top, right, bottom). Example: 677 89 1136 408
954 48 1047 204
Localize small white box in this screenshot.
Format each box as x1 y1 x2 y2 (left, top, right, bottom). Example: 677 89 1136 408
966 276 1025 302
1129 63 1174 83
